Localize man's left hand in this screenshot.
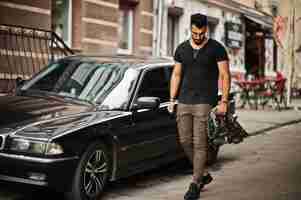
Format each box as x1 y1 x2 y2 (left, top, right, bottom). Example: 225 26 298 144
217 102 228 115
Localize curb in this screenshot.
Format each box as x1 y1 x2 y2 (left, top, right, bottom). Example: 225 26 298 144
247 118 301 137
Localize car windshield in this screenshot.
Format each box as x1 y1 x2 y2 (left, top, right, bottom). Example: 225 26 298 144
21 59 140 110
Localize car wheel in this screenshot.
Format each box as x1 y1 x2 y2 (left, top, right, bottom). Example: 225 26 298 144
66 142 111 200
207 145 219 165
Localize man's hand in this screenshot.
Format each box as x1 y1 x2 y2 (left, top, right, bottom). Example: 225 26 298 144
167 101 176 114
217 102 228 115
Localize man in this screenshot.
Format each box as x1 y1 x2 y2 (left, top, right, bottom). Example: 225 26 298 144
168 13 231 200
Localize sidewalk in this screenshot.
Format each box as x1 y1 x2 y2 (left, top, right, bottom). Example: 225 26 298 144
237 106 301 136
97 108 301 200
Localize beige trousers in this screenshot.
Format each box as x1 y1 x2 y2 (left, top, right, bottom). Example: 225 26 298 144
176 103 212 182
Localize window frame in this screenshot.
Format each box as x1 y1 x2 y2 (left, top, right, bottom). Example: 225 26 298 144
117 6 134 55
52 0 73 47
264 37 275 75
167 15 179 57
130 64 173 110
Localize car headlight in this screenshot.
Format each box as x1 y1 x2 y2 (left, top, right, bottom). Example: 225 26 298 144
10 138 64 155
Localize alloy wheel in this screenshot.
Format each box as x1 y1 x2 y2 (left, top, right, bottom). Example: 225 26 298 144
83 149 108 197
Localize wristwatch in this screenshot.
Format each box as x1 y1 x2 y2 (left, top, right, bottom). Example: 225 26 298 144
170 97 176 102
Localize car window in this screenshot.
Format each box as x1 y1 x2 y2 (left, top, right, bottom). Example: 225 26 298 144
22 60 140 110
137 66 172 103
29 62 71 91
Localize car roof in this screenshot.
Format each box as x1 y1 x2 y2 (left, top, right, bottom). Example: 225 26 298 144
62 54 175 69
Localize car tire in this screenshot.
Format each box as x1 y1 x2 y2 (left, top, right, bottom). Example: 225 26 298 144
66 142 111 200
207 145 219 165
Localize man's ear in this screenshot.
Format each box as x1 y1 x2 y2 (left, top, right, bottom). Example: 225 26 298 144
204 26 209 37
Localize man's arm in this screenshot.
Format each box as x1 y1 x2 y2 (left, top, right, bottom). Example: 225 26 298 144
217 60 231 112
168 63 182 113
170 62 182 100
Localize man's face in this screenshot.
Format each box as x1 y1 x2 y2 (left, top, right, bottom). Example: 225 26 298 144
191 25 207 45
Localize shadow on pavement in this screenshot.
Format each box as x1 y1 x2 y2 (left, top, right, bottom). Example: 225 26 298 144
0 155 241 200
210 154 240 172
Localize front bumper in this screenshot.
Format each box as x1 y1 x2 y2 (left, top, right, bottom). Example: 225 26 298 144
0 152 79 191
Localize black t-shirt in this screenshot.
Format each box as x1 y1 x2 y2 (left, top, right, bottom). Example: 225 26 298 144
174 39 229 105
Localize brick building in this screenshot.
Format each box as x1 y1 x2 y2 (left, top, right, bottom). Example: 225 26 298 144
0 0 154 55
0 0 155 93
0 0 280 94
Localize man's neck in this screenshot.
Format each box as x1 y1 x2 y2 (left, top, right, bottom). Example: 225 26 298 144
190 38 209 49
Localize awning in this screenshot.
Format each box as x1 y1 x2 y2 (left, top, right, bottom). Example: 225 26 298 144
245 15 273 28
203 0 274 28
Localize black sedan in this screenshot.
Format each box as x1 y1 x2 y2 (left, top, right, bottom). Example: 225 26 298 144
0 55 196 200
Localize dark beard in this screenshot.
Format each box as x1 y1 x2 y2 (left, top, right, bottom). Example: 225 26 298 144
193 38 205 45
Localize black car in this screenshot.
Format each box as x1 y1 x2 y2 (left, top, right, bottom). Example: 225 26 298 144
0 55 185 199
0 55 243 200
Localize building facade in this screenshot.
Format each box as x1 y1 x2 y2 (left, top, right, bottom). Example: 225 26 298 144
0 0 155 93
276 0 301 94
0 0 279 94
0 0 154 55
156 0 276 82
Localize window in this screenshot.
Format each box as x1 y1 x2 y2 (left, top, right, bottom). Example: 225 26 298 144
167 15 179 56
137 67 172 102
52 0 72 46
208 22 217 39
118 7 134 54
24 60 140 110
265 38 274 73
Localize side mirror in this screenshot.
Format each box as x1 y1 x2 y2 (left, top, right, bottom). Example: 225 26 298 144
133 97 160 111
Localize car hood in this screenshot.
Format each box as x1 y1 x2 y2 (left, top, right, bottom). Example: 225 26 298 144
0 95 93 128
0 95 126 140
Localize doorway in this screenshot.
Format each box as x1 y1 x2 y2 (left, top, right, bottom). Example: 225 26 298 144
245 17 265 79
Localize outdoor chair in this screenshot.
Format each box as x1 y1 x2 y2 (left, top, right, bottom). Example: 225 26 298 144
257 78 287 111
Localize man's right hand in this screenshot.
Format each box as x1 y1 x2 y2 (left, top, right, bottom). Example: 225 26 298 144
167 101 176 114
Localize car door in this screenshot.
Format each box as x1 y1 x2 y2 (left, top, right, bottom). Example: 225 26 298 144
116 65 179 168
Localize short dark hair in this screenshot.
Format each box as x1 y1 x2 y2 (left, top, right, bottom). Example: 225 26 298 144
190 13 208 28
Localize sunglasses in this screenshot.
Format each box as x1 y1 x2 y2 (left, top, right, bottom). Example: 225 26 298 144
191 31 206 38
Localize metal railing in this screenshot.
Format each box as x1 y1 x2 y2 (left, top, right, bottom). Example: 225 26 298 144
0 24 74 94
